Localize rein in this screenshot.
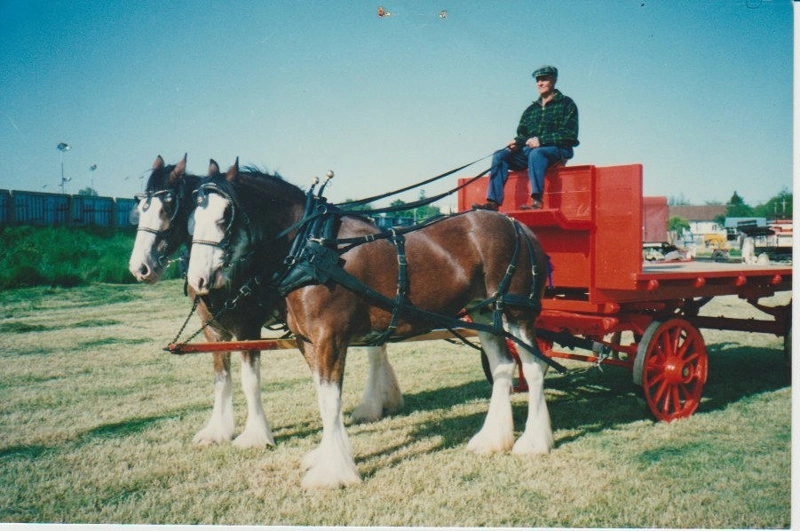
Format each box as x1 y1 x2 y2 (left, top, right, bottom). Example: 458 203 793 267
336 152 492 210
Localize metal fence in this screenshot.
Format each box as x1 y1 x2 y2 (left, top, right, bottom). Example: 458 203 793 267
0 189 137 228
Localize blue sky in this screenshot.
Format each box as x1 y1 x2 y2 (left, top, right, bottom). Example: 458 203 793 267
0 0 793 211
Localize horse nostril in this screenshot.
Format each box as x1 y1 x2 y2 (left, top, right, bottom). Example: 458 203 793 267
138 264 150 277
197 277 205 290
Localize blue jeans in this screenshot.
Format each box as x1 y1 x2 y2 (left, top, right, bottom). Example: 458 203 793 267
486 145 573 205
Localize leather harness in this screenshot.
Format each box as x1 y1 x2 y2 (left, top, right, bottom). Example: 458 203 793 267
264 192 566 373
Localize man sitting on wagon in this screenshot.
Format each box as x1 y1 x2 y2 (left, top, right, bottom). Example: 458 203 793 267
474 65 579 211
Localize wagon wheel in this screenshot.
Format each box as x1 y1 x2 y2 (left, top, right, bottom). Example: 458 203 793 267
633 319 708 422
480 337 552 393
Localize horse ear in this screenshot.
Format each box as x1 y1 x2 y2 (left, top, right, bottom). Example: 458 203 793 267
170 153 187 183
208 159 219 177
152 155 165 170
225 157 239 182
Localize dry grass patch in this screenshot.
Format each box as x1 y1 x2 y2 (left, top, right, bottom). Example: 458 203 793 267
0 282 791 527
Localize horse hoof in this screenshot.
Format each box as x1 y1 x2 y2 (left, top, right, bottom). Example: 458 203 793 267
192 427 233 447
511 432 553 455
232 430 275 449
301 449 319 471
301 466 362 490
350 404 383 424
466 429 514 455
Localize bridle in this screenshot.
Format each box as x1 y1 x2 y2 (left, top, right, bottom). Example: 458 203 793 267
134 187 183 267
191 181 250 269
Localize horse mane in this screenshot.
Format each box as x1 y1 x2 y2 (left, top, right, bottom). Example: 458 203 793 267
235 166 306 206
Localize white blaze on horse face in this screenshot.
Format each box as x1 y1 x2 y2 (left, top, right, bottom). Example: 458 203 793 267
128 196 168 283
187 193 229 294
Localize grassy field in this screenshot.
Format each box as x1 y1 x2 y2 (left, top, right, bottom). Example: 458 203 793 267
0 280 792 527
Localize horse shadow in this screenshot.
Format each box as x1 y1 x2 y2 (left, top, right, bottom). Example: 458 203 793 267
353 344 790 477
0 404 212 464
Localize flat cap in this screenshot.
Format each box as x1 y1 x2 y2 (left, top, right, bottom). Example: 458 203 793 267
532 65 558 79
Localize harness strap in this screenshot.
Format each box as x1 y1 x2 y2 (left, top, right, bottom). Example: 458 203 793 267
297 240 565 373
335 211 472 253
386 230 409 336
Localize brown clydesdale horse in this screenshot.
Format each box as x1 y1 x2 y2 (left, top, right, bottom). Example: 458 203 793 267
129 156 402 452
186 160 553 489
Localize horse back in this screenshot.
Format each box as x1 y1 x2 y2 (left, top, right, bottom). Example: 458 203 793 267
307 210 544 335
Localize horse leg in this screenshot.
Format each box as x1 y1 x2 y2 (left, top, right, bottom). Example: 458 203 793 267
232 350 275 449
299 340 361 489
507 323 554 455
351 345 404 423
193 351 235 446
465 330 516 454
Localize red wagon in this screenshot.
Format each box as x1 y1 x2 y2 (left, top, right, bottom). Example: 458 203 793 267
457 164 792 421
169 163 791 423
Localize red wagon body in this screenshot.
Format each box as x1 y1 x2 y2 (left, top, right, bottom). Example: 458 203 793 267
458 164 791 420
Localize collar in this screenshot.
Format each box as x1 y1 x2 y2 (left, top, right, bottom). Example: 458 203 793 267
536 88 563 105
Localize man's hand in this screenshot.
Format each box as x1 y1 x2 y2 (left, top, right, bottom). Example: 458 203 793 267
525 137 541 148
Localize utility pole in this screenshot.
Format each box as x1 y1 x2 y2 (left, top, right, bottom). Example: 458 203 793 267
57 142 72 193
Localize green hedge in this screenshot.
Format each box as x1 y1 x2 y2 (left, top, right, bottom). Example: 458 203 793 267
0 226 183 289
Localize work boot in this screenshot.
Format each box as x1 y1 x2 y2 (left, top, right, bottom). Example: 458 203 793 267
473 200 499 211
519 199 543 210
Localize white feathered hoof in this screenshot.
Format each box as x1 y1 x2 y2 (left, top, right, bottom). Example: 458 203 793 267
511 430 554 456
192 424 234 447
351 402 383 424
301 461 362 490
232 427 275 449
466 427 515 455
301 448 319 471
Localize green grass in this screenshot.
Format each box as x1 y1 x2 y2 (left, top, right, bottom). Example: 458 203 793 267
0 281 791 527
0 225 183 289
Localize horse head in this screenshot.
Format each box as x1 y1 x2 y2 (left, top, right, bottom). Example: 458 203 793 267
187 158 304 295
128 154 204 283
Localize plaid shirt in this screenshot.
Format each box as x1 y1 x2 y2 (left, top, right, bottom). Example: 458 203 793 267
515 89 579 148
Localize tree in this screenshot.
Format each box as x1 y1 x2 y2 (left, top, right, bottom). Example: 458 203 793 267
668 216 690 236
413 190 442 220
388 190 441 221
668 194 691 206
340 199 373 212
726 191 754 218
754 188 792 219
78 187 98 197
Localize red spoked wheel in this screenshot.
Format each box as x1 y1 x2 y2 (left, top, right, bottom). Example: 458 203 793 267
633 319 708 422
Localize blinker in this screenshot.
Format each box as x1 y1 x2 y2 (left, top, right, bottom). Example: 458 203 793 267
135 193 152 212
